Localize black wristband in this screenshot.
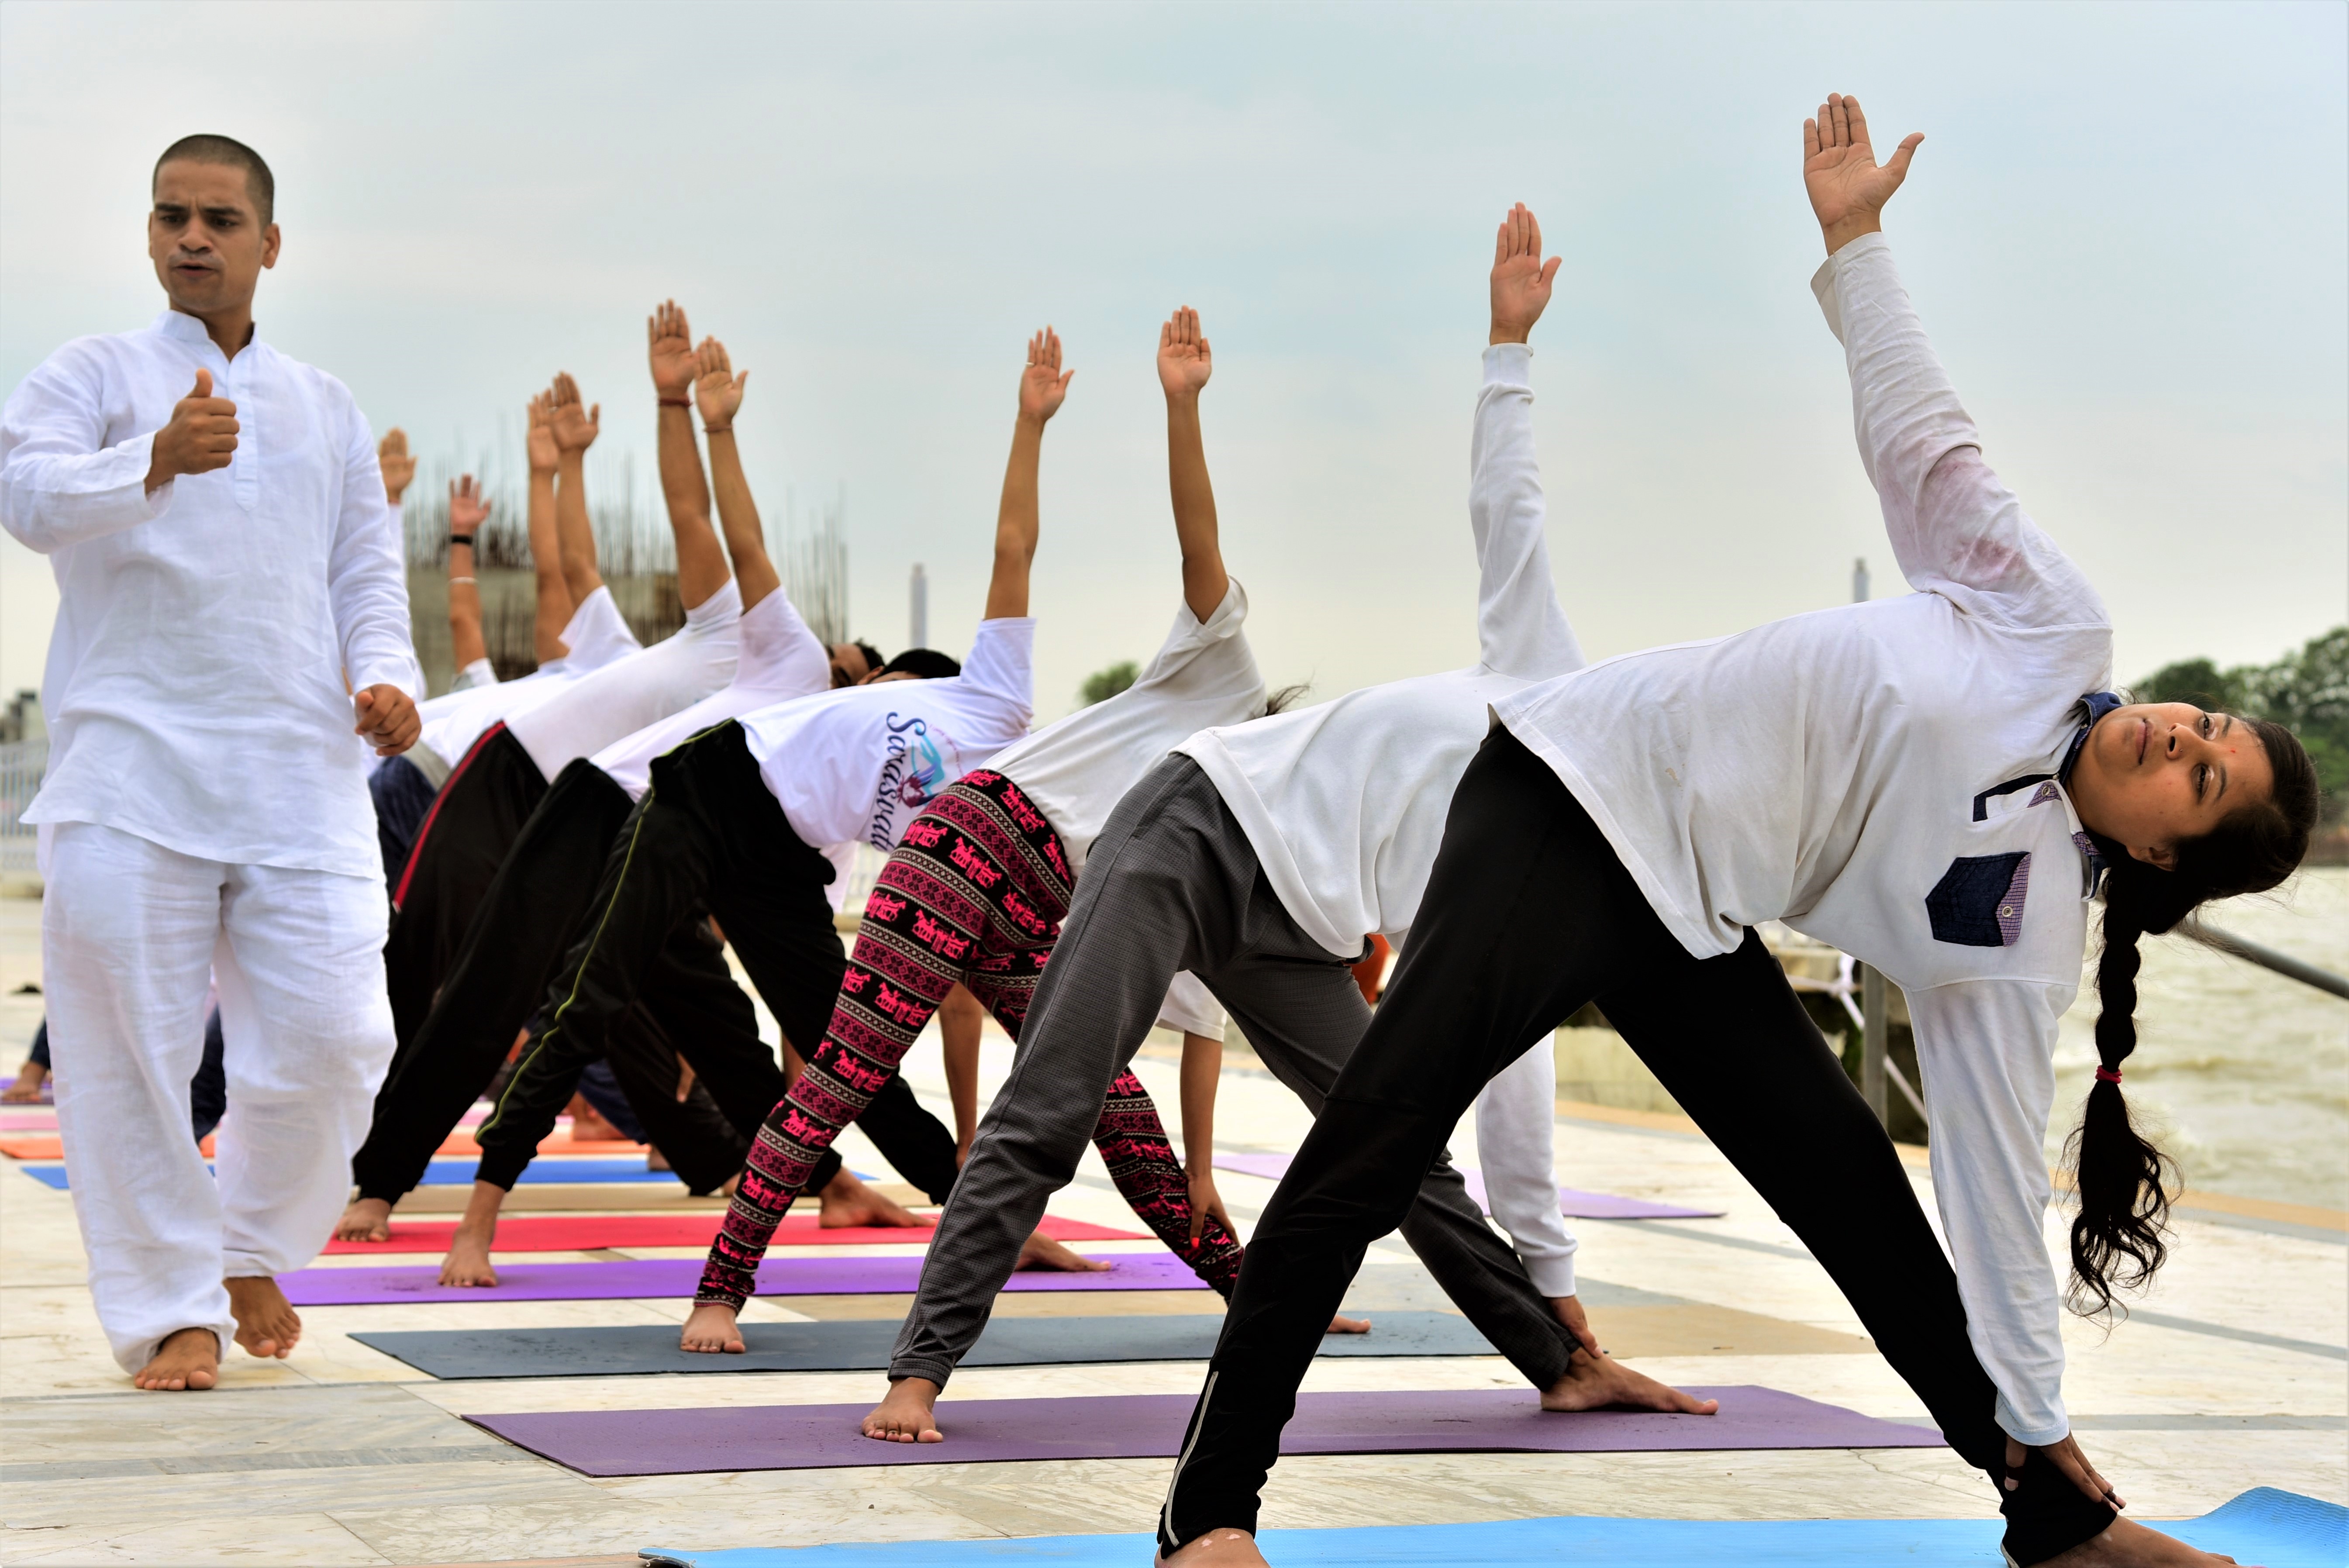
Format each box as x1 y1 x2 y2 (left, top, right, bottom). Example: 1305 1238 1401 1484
449 533 476 549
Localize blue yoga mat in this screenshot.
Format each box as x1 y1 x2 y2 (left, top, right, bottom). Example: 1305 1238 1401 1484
19 1156 680 1191
642 1486 2343 1566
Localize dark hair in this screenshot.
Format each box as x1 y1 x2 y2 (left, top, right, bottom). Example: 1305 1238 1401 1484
154 134 275 225
852 641 886 675
2067 716 2318 1316
1259 682 1311 719
880 648 961 680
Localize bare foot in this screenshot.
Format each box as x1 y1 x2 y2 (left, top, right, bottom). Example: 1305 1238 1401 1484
2037 1518 2239 1567
1014 1230 1112 1272
131 1326 220 1391
438 1227 499 1287
816 1168 922 1229
224 1276 301 1359
334 1196 393 1243
680 1301 746 1353
646 1147 672 1172
563 1092 628 1143
860 1376 945 1443
1326 1313 1371 1334
1540 1348 1717 1415
1156 1527 1269 1566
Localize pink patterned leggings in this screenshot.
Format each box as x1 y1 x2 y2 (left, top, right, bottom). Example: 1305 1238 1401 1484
696 770 1245 1308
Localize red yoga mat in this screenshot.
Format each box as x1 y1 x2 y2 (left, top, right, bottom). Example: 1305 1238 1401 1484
322 1211 1147 1254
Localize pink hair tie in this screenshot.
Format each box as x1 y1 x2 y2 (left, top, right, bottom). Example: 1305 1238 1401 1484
2095 1066 2124 1085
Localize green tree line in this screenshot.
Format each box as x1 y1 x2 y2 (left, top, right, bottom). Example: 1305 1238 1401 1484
2138 625 2347 827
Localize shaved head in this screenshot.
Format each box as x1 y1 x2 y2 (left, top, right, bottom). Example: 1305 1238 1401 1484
153 134 274 225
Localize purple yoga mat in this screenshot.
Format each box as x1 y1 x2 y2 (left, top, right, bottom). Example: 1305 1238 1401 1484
469 1385 1943 1477
279 1250 1207 1306
1213 1153 1723 1221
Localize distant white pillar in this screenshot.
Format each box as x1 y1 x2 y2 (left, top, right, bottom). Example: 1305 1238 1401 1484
909 563 928 649
1852 556 1870 604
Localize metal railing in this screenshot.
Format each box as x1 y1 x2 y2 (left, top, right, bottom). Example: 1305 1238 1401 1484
0 737 45 878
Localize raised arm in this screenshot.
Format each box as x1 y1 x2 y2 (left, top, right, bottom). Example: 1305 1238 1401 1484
546 372 605 606
1472 204 1583 680
647 300 732 612
983 327 1073 622
1157 308 1228 622
446 475 491 675
524 392 572 664
1804 94 2101 631
693 335 781 608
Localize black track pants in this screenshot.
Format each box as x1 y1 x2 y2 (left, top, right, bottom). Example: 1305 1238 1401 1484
476 724 958 1203
1156 730 2116 1568
383 724 549 1054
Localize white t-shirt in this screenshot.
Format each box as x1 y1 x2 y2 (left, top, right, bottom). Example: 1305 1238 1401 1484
740 618 1035 851
450 658 498 692
1176 345 1585 957
507 578 744 780
1156 970 1225 1042
408 585 643 772
1493 234 2111 1447
592 585 833 801
992 581 1262 876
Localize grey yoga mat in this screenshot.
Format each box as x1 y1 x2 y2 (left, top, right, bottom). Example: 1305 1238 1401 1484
469 1385 1945 1476
355 1311 1498 1379
279 1250 1206 1306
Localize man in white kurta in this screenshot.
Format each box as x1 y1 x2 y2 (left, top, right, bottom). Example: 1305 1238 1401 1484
0 137 418 1389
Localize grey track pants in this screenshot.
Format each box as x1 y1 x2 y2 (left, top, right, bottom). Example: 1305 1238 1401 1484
888 755 1577 1391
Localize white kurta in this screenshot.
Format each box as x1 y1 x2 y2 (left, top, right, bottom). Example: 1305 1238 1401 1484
2 309 414 879
1 307 411 1371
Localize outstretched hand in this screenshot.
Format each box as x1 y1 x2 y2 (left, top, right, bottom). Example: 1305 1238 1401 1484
648 300 697 396
2007 1434 2127 1512
1158 307 1212 399
1018 327 1074 425
1490 203 1561 347
1804 93 1922 255
525 391 559 474
548 372 600 455
377 428 416 505
693 337 747 432
448 474 490 537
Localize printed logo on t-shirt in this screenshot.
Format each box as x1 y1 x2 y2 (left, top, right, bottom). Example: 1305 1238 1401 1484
868 712 956 848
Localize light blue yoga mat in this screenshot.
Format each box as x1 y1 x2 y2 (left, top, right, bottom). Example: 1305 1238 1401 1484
19 1156 680 1191
642 1486 2343 1566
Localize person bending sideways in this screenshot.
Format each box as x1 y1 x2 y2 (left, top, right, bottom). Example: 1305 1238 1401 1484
853 218 1708 1449
337 331 955 1268
378 320 752 1063
1152 97 2317 1568
440 328 1082 1282
0 134 421 1392
677 308 1300 1363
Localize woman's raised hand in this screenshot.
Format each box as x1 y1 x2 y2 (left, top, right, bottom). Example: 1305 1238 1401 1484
1017 326 1074 424
1804 93 1923 254
1489 202 1560 347
1158 307 1212 399
693 337 747 432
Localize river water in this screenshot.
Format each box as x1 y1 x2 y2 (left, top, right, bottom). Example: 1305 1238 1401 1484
2047 865 2349 1212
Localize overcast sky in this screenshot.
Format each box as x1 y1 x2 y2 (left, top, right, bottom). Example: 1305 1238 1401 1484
3 1 2342 720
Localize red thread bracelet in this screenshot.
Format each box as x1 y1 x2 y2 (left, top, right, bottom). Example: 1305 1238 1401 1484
658 396 691 408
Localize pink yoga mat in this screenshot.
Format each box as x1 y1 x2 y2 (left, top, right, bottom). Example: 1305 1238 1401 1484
1213 1152 1723 1220
469 1386 1943 1476
279 1250 1207 1305
321 1213 1148 1255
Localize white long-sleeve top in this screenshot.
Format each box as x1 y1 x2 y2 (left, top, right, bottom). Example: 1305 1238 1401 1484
504 577 743 780
405 585 643 772
1474 1041 1579 1298
1 309 416 879
1175 344 1586 956
1494 235 2112 1445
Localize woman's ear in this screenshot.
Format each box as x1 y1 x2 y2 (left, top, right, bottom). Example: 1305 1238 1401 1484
2127 841 2178 871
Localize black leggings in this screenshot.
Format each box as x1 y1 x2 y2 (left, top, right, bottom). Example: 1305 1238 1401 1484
1157 730 2115 1568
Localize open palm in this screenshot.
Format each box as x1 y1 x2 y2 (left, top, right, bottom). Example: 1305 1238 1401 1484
647 300 697 396
1018 327 1074 424
1804 93 1922 244
1157 307 1212 397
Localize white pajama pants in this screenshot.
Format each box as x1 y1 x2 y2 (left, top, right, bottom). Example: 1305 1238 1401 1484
41 822 396 1372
